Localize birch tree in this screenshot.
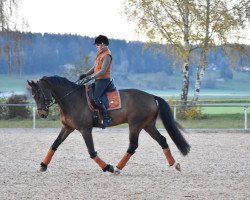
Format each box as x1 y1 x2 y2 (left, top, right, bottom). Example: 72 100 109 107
122 0 250 106
192 0 250 104
123 0 197 107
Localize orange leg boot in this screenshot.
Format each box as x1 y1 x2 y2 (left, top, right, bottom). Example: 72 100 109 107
92 156 114 173
163 148 181 171
114 153 132 174
40 148 55 172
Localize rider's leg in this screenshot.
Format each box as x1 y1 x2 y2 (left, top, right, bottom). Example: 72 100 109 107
93 79 112 129
94 99 112 128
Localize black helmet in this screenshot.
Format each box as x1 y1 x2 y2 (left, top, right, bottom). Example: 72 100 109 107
94 35 109 45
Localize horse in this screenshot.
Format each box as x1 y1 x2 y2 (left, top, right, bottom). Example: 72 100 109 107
27 75 190 174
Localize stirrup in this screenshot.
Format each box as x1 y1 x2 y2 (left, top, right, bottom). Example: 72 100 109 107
101 117 112 129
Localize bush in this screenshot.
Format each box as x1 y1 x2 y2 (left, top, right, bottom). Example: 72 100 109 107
177 106 205 120
0 98 8 119
5 95 30 119
47 104 60 120
167 98 205 120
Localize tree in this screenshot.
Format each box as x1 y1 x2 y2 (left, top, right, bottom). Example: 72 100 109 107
0 0 28 76
192 0 250 104
122 0 250 106
123 0 203 107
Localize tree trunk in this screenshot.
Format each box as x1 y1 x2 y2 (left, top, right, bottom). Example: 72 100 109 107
180 0 190 108
181 61 189 107
192 0 210 105
192 64 205 104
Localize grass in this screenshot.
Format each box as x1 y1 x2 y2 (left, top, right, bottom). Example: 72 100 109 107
0 113 249 129
202 106 249 114
0 118 61 128
1 71 250 129
0 99 249 129
179 114 249 129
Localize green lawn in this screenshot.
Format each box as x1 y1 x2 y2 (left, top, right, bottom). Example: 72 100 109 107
0 119 61 128
178 114 249 129
1 72 250 129
202 106 249 114
0 113 249 129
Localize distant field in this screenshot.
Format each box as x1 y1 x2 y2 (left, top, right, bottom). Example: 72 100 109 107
0 75 27 92
0 73 250 129
1 71 250 98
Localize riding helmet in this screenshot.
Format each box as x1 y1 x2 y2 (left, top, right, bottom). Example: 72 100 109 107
94 35 109 46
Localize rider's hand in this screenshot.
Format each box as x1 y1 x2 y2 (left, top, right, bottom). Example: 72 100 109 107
86 75 94 81
79 73 87 80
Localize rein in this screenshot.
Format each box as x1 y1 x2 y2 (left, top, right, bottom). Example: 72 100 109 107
37 78 90 110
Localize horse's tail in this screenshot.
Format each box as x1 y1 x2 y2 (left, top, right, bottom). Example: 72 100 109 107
154 96 191 156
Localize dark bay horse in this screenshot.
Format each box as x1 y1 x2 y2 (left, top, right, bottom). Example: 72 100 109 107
28 76 190 174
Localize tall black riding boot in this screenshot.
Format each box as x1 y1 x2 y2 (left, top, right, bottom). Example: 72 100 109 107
95 101 112 129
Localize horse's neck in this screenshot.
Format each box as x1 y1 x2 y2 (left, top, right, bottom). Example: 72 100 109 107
52 85 86 111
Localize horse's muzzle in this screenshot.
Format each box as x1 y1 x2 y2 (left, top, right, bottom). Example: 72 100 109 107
37 109 48 118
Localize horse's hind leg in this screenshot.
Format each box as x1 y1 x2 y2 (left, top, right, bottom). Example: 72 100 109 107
144 124 180 171
114 125 142 174
40 125 74 172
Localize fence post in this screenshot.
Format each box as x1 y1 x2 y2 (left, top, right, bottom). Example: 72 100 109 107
33 106 36 129
244 106 248 130
174 105 176 120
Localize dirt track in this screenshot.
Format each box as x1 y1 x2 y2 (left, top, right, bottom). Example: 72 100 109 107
0 128 249 200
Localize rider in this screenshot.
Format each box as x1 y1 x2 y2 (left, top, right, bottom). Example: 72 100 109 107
79 35 113 129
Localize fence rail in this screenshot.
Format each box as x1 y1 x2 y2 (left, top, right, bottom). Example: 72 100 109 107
0 103 249 130
172 104 249 130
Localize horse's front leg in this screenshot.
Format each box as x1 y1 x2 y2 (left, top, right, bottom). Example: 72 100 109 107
80 128 114 173
40 126 74 172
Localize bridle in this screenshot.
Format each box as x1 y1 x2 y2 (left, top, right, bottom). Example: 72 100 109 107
35 78 89 111
34 81 54 111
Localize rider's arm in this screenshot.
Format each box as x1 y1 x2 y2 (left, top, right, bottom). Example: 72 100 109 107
92 55 111 79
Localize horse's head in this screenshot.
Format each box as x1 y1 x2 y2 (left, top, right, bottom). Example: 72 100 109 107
27 79 53 118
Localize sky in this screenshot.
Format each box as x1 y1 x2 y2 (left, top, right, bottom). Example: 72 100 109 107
19 0 147 42
19 0 249 44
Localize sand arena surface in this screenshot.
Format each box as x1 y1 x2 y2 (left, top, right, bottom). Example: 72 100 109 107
0 128 249 200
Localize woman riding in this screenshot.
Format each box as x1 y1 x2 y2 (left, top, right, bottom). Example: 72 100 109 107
79 35 113 129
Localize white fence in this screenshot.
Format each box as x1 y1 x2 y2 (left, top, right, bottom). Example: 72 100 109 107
0 103 249 130
172 104 249 130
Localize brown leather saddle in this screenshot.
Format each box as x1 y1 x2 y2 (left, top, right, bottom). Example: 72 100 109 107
85 80 121 126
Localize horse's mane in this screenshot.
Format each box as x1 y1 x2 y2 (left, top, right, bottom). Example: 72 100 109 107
41 75 78 88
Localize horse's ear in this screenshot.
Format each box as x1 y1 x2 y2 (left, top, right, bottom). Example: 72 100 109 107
27 80 36 87
27 80 32 86
27 80 34 86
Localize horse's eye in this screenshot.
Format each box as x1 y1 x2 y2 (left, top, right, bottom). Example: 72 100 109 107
32 93 40 100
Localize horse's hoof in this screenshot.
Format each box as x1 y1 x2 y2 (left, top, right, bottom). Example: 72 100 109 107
114 167 121 175
39 166 47 172
108 164 114 173
102 164 114 173
174 163 181 172
39 162 47 172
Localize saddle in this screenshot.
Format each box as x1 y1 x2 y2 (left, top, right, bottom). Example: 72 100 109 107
85 80 121 126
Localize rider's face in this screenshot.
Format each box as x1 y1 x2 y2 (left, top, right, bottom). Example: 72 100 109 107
96 43 103 51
